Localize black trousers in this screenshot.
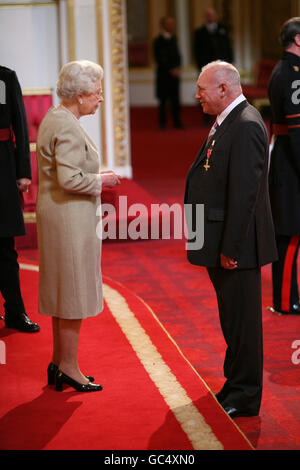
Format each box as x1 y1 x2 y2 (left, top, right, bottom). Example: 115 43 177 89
0 237 25 318
157 77 182 128
272 234 300 312
207 266 263 415
158 96 181 128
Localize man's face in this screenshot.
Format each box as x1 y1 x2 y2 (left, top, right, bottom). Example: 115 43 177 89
205 8 217 24
163 17 175 34
195 70 223 115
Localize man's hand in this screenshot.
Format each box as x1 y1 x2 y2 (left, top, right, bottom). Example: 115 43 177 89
16 178 31 192
220 254 237 270
170 67 180 77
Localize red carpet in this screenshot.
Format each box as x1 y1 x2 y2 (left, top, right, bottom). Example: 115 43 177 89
112 106 299 451
0 262 252 450
100 238 300 451
1 106 299 451
16 178 169 249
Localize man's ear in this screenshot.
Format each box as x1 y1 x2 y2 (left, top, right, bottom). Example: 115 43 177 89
219 83 226 96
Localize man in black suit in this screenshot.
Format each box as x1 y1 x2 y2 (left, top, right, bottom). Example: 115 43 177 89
153 17 184 130
0 65 40 332
185 61 277 418
194 8 233 72
268 18 300 315
194 8 233 126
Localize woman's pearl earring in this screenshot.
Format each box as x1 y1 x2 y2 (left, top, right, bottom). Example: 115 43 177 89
79 99 83 104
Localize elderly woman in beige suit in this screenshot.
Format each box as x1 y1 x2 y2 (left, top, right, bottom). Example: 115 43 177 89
36 60 120 392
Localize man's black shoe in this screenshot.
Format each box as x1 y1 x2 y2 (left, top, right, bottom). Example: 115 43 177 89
267 303 300 315
223 406 257 419
5 313 40 333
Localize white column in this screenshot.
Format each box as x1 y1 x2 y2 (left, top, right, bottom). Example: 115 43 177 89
62 0 132 177
58 0 69 68
74 0 98 61
231 0 242 70
242 0 252 73
175 0 191 67
82 1 103 153
101 0 115 171
99 0 132 177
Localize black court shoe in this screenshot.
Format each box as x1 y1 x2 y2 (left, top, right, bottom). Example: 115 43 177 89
47 362 95 386
55 369 103 392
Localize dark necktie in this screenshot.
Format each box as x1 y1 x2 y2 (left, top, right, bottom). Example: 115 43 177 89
203 121 219 171
205 121 219 147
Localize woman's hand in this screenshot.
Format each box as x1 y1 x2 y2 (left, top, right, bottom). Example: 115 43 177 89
100 170 121 188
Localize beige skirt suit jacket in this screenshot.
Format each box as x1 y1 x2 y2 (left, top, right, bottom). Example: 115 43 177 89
36 106 103 319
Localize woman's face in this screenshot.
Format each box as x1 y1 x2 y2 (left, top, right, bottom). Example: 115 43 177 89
78 79 103 116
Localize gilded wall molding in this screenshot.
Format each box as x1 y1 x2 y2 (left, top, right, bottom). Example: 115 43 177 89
109 0 130 168
0 1 57 8
96 0 107 167
66 0 75 61
22 88 52 95
23 212 36 223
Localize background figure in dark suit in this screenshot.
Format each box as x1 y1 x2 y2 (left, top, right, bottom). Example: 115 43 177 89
194 7 233 125
153 17 184 130
0 66 40 332
268 18 300 315
185 61 277 418
194 8 233 71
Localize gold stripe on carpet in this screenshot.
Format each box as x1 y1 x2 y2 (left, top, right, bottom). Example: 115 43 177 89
19 263 39 271
136 292 255 450
103 283 223 450
19 263 226 450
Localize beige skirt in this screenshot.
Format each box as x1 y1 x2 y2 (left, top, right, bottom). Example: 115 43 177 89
37 193 103 319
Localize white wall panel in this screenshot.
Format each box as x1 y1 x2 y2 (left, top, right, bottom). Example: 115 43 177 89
0 3 59 101
72 0 102 155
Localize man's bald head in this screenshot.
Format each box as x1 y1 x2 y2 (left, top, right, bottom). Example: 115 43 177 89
196 61 243 115
205 7 218 24
201 61 242 95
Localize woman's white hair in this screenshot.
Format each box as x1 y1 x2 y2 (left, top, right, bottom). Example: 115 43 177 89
56 60 104 103
202 60 241 92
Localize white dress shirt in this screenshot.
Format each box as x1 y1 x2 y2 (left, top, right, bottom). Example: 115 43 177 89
216 94 246 127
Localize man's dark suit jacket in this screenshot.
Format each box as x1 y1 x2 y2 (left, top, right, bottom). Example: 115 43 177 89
194 24 233 71
185 100 277 269
153 34 181 100
0 66 31 238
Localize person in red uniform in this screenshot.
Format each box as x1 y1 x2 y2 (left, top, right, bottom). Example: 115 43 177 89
268 18 300 315
0 65 40 332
